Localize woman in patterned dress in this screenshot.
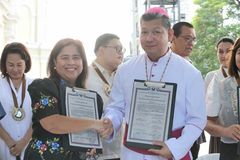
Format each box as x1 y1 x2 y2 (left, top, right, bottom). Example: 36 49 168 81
24 38 104 160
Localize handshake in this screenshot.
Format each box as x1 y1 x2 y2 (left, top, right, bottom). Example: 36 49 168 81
91 118 114 139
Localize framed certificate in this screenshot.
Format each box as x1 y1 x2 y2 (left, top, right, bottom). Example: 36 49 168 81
126 80 177 150
0 102 6 120
237 86 240 124
236 86 240 154
63 87 102 152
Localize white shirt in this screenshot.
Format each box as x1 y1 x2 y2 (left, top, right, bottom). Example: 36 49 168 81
86 61 121 159
205 67 228 92
206 68 227 117
86 61 115 106
104 51 206 160
205 70 217 91
0 75 33 160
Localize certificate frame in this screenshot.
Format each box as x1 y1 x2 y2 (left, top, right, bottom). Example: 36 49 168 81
0 102 6 120
62 87 102 153
237 86 240 154
237 86 240 124
126 79 177 150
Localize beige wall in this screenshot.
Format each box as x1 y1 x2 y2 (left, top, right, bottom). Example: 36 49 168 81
0 0 50 78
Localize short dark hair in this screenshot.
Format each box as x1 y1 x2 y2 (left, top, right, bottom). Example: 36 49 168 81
172 22 194 37
94 33 119 53
47 38 88 88
228 38 240 77
0 42 32 77
140 12 171 29
216 37 234 49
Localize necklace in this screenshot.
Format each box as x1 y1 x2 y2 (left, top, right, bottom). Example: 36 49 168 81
92 63 112 96
145 52 172 82
7 76 26 121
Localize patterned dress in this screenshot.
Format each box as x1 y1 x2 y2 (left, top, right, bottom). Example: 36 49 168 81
24 78 102 160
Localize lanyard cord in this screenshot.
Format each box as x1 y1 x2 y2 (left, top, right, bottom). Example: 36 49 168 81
6 76 26 108
92 63 110 85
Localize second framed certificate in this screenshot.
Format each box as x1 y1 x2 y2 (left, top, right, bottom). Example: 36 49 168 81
126 80 177 150
63 87 102 152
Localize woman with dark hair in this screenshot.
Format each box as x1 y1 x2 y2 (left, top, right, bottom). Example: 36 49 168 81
206 38 240 160
205 37 235 154
23 38 103 160
0 42 33 160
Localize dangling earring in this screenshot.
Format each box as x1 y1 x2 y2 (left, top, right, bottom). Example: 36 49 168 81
54 66 56 70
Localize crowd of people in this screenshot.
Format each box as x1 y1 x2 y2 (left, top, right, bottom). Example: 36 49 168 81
0 6 239 160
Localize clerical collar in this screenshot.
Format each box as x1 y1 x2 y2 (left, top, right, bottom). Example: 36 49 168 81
145 49 172 63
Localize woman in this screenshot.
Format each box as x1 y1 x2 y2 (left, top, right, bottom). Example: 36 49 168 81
205 37 234 154
24 38 104 160
206 38 240 160
0 42 33 160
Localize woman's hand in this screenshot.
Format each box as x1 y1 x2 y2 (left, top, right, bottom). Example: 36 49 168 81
98 118 114 139
9 139 26 156
223 124 240 141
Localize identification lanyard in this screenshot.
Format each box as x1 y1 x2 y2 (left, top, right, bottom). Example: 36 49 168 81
7 76 26 121
92 63 112 96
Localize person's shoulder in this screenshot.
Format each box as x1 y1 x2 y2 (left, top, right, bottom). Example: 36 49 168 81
28 78 59 96
25 75 35 84
205 70 218 80
0 75 6 81
121 54 144 67
171 52 199 72
206 70 217 77
30 78 54 85
116 54 144 75
171 52 190 64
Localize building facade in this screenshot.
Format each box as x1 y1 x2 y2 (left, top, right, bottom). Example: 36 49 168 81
0 0 50 78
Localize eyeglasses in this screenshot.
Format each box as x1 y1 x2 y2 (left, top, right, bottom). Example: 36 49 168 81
104 46 126 54
179 35 197 44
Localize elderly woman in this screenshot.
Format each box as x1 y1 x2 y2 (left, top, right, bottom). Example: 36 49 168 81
23 38 104 160
0 42 33 160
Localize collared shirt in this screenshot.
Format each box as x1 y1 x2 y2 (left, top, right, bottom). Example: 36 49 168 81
86 61 121 159
103 51 206 160
206 68 228 117
0 75 33 160
205 70 217 91
86 61 115 106
205 67 228 92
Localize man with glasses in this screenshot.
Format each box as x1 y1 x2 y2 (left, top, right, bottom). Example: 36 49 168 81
171 22 204 160
86 33 124 160
171 22 196 60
